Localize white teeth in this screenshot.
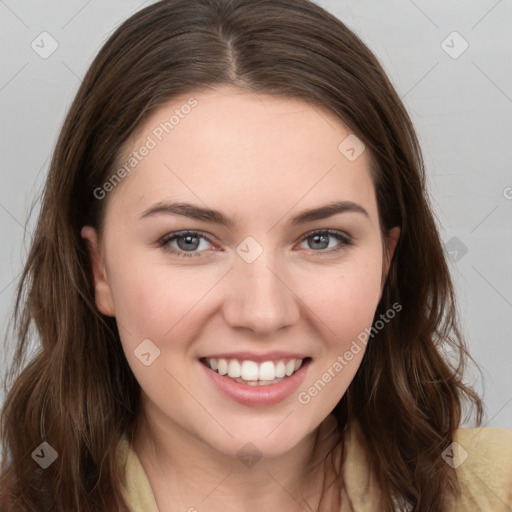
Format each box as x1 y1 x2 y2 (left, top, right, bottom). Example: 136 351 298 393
240 360 259 381
205 357 305 382
217 358 228 375
285 360 295 376
275 361 286 378
228 360 241 378
259 361 275 381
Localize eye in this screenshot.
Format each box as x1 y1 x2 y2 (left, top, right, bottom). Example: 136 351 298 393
158 230 214 258
297 229 353 254
157 229 353 258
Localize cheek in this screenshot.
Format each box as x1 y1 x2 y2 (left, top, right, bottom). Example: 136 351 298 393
304 255 383 336
105 255 158 336
106 261 201 389
107 255 215 346
295 256 382 411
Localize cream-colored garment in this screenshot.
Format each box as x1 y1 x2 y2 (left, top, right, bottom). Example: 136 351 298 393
117 416 512 511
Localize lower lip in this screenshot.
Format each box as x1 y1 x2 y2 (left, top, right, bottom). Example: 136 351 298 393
200 359 310 407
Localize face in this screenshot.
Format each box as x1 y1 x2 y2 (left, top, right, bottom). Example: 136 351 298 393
82 86 399 461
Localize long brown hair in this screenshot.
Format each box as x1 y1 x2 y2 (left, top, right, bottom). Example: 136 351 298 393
1 0 482 510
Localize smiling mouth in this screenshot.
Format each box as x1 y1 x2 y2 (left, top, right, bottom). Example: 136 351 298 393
200 357 312 386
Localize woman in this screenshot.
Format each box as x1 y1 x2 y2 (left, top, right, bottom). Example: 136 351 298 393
1 0 511 511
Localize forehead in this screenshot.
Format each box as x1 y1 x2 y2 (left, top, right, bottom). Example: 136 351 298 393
106 86 377 223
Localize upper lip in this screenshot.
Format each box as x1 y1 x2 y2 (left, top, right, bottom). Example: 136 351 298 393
200 351 310 363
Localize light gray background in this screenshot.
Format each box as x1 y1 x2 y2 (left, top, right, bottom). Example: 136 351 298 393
1 0 511 429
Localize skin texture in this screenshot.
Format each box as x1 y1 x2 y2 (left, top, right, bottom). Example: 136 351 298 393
82 86 400 511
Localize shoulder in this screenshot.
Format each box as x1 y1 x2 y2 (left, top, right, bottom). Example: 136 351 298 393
447 427 512 511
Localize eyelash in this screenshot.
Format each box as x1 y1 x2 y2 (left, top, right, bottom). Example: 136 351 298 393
157 229 353 258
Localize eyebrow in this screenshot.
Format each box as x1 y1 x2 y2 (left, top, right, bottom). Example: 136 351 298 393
139 200 369 227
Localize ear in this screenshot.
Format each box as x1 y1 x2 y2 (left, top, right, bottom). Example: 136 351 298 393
81 226 115 316
382 226 400 285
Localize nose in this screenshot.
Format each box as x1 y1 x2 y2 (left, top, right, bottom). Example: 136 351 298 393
222 250 300 335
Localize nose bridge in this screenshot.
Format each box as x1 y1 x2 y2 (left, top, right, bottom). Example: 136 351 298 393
223 239 299 333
